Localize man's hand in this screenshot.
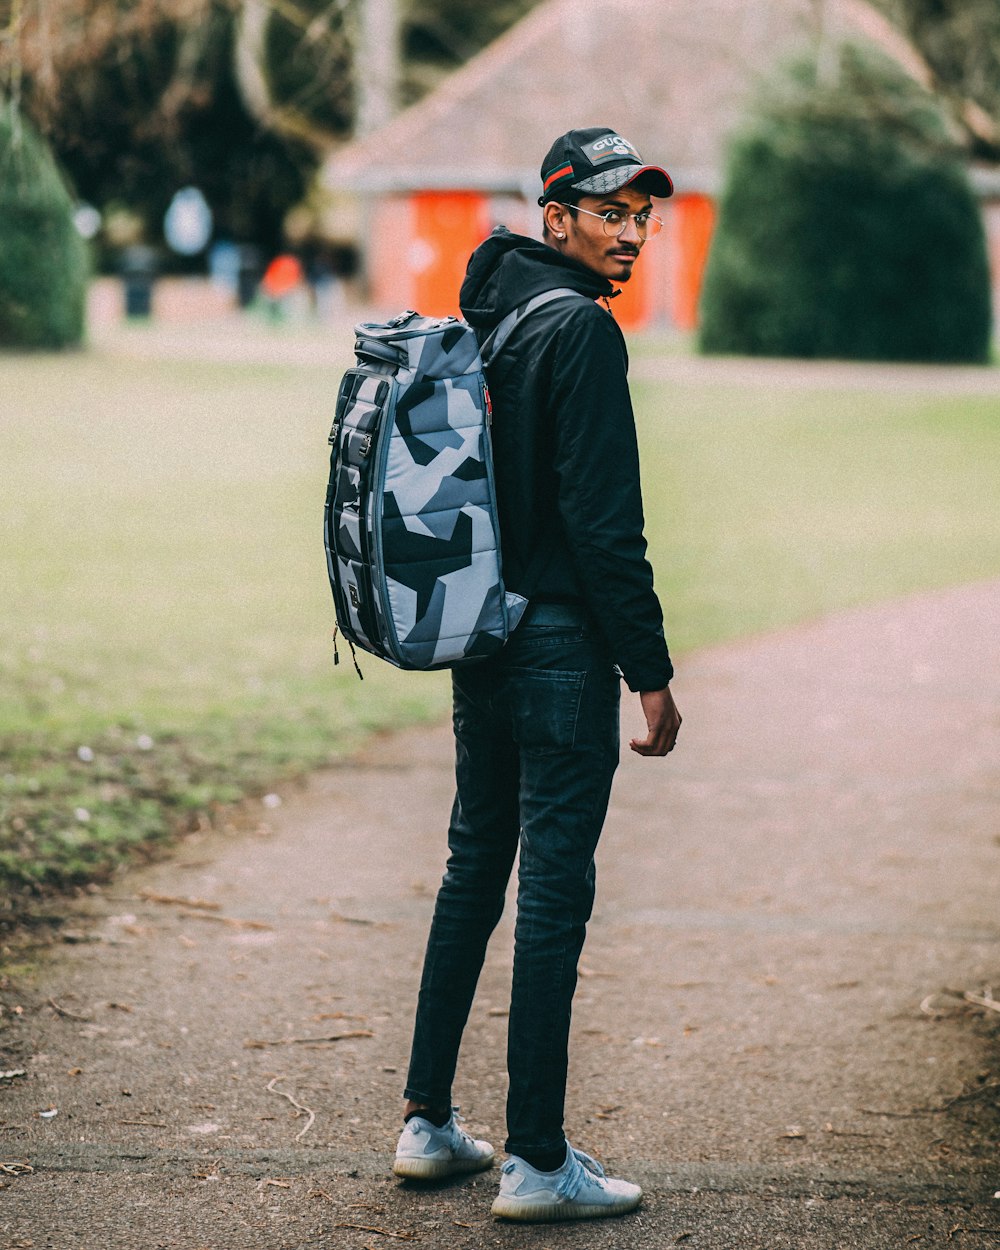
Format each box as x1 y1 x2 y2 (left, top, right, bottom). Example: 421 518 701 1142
629 686 682 757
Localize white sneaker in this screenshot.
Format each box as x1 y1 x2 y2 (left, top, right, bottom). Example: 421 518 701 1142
393 1110 495 1180
491 1144 642 1222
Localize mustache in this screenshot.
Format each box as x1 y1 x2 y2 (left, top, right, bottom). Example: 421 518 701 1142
609 244 640 257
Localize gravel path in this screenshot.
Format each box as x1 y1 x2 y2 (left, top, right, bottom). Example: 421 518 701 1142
2 580 999 1248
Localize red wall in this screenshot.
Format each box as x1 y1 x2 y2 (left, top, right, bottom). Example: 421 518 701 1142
369 190 719 331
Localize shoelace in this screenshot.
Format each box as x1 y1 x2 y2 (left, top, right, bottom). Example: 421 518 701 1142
554 1147 606 1201
443 1106 473 1148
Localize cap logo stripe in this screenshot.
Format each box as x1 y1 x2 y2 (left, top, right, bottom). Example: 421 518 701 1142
543 163 574 192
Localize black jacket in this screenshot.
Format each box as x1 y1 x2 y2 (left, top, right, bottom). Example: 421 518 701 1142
459 226 673 692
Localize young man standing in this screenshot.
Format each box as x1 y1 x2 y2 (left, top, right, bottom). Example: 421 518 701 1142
393 128 682 1222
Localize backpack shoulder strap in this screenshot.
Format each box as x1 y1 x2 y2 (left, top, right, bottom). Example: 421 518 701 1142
478 287 585 608
480 287 585 364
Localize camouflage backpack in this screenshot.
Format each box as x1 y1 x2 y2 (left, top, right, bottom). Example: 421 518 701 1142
324 289 579 671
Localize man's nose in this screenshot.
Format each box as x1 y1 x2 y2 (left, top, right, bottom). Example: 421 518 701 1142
619 215 642 244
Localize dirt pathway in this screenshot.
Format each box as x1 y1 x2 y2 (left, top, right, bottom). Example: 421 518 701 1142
2 581 999 1249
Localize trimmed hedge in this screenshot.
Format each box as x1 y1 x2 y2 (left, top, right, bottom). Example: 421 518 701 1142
698 50 993 363
0 103 89 349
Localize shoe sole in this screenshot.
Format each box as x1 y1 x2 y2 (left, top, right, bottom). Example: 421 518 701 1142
393 1151 495 1181
491 1193 642 1222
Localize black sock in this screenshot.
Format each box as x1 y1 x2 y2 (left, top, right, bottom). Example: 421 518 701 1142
405 1106 451 1128
517 1144 568 1173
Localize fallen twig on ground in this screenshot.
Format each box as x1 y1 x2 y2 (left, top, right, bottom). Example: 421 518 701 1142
921 993 961 1018
48 997 92 1022
862 1078 1000 1119
333 1225 416 1241
0 1162 34 1175
265 1077 315 1141
964 990 1000 1015
938 1081 1000 1111
920 988 1000 1018
178 911 273 930
860 1107 934 1118
246 1030 373 1048
139 890 221 910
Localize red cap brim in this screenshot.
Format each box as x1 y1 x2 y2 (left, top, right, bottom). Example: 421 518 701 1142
621 165 674 198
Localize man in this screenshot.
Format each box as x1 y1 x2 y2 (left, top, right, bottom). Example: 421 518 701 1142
393 128 682 1222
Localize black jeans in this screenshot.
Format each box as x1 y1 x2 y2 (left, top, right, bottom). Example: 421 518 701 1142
404 605 621 1158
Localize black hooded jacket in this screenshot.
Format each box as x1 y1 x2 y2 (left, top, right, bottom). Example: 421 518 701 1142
459 226 673 693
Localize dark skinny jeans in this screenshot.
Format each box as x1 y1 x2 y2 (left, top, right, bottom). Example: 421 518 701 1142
404 605 621 1159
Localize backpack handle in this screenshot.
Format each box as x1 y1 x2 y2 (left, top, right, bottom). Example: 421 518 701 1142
354 338 403 367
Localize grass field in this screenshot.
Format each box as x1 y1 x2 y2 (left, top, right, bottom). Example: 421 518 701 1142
634 370 1000 652
2 328 998 904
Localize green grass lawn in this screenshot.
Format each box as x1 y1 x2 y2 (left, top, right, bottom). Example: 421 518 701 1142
636 375 1000 652
2 335 998 905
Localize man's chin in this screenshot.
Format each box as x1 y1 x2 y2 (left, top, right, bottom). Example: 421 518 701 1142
607 255 638 282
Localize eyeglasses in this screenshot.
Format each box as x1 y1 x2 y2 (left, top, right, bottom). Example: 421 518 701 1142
560 204 664 239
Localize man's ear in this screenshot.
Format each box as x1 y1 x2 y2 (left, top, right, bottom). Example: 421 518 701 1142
543 202 569 238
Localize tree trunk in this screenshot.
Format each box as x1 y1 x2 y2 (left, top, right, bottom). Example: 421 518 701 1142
232 0 337 154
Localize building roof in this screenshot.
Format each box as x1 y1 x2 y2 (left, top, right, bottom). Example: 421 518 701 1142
321 0 927 199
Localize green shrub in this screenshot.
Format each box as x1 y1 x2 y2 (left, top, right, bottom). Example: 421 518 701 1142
0 103 89 349
698 48 993 363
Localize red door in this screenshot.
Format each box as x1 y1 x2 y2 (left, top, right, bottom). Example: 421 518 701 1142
671 194 716 331
412 192 489 318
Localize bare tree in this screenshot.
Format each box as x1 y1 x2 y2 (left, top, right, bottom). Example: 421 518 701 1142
0 0 542 242
1 0 351 153
873 0 1000 160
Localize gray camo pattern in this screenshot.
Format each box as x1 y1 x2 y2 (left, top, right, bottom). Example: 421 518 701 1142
325 314 520 669
324 293 580 670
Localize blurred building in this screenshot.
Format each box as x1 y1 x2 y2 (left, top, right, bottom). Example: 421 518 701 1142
321 0 1000 331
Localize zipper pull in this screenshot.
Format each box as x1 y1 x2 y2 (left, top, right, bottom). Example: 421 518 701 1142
483 382 493 428
333 621 363 678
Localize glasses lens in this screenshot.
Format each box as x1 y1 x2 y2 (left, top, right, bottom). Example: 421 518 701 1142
601 212 664 239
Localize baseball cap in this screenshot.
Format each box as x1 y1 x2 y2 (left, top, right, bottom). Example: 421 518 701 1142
538 127 673 205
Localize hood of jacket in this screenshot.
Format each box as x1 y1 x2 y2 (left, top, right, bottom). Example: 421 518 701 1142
459 226 613 331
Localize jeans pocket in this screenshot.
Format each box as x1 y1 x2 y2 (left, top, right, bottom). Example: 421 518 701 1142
508 667 586 751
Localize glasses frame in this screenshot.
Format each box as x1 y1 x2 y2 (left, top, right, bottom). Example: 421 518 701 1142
559 203 663 240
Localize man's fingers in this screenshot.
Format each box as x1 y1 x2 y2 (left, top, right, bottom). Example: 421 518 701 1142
628 729 678 756
633 688 681 757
